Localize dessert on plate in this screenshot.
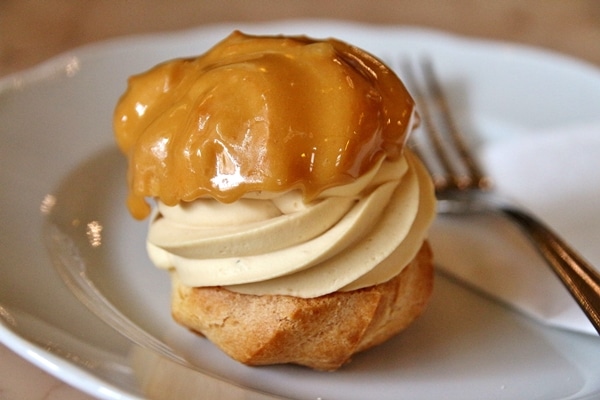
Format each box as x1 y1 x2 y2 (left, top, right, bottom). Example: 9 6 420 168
113 31 436 370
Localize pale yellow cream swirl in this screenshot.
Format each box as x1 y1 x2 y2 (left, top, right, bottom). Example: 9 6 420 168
146 150 435 298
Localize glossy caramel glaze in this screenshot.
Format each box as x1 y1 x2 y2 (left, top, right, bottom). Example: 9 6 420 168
114 31 416 219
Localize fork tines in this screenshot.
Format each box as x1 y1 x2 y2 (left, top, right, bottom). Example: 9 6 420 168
401 58 491 192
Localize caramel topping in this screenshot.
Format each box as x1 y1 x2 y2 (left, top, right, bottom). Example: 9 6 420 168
114 31 416 219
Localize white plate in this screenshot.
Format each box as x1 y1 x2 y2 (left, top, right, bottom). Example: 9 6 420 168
2 20 600 400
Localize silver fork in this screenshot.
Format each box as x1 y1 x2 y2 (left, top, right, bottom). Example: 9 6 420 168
403 58 600 335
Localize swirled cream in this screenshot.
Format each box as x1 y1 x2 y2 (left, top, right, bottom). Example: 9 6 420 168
114 31 436 298
147 150 435 297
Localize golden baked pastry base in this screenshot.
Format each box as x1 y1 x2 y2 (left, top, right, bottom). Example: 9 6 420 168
171 242 433 371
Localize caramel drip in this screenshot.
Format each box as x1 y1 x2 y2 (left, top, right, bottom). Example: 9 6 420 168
114 31 416 219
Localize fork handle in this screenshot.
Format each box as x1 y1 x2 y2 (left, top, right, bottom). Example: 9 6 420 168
501 206 600 335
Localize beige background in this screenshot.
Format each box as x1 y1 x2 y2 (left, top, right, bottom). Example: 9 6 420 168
1 1 600 399
2 0 600 78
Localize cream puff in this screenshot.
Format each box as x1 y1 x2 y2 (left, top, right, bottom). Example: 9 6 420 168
114 31 436 370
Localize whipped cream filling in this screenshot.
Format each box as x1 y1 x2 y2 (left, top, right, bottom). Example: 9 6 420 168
147 150 436 298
